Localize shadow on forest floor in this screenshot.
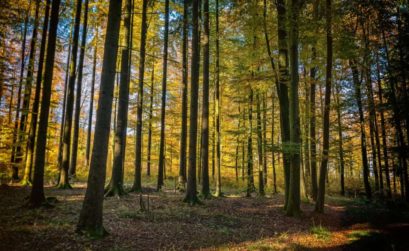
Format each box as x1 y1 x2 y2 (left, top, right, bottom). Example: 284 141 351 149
0 183 409 250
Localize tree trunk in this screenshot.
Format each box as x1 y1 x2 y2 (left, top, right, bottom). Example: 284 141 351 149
86 36 98 167
147 64 154 177
256 93 264 196
24 0 51 185
28 0 61 208
200 0 210 199
286 0 302 216
335 82 345 196
275 0 291 209
77 0 122 237
105 0 132 197
157 0 170 191
70 0 90 177
132 0 149 192
350 61 372 199
20 0 40 185
11 0 31 181
214 0 222 198
246 89 255 197
178 0 189 190
60 0 82 189
184 0 200 205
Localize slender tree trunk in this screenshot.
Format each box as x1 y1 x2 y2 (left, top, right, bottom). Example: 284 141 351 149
286 0 302 216
77 0 122 236
24 0 51 185
350 61 372 199
70 0 90 177
57 22 73 178
28 0 61 208
178 0 189 190
256 93 265 196
309 0 319 201
276 0 291 209
271 90 277 194
105 0 132 197
376 53 392 198
11 0 31 181
157 0 170 190
335 82 345 196
184 0 200 205
214 0 222 197
60 0 82 188
20 0 40 185
132 0 149 192
86 36 98 167
147 64 154 177
200 0 210 198
246 89 255 197
262 94 268 186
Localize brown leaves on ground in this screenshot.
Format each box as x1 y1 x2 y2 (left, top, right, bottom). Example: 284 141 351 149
0 184 408 250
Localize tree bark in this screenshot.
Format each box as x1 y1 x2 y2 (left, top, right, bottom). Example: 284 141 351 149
184 0 200 205
28 0 61 208
70 0 90 177
60 0 82 188
147 64 154 177
24 0 51 185
246 89 255 197
200 0 210 198
105 0 133 197
157 0 170 191
132 0 149 192
77 0 122 236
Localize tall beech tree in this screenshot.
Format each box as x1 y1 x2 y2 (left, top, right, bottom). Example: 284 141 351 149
132 0 149 193
157 0 170 191
28 0 61 208
60 0 82 188
77 0 122 236
315 0 332 213
184 0 200 205
105 0 133 197
200 0 211 198
70 0 90 177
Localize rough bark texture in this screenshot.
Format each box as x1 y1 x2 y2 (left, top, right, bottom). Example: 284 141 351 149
86 39 97 167
77 0 122 237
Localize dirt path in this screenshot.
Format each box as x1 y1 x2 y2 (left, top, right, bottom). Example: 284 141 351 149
0 184 408 250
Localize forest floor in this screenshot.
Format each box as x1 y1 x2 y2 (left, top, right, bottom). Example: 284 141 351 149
1 182 409 251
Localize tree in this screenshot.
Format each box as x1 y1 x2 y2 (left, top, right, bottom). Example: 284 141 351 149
70 0 90 177
200 0 210 199
214 0 222 197
60 0 82 188
178 0 189 190
184 0 200 205
315 0 332 213
105 0 133 197
77 0 122 237
246 89 255 197
147 63 155 176
20 0 40 185
28 0 61 208
275 0 291 209
157 0 170 191
131 0 149 193
286 0 302 216
24 0 51 186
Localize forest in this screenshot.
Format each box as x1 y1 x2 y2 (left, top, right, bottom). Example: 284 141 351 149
0 0 409 250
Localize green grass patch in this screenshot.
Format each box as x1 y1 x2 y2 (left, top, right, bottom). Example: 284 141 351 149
310 224 331 241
